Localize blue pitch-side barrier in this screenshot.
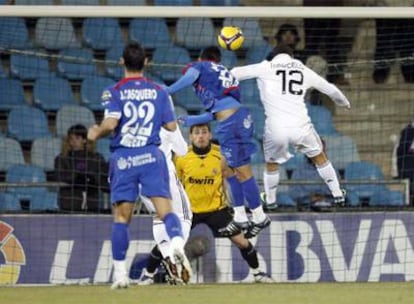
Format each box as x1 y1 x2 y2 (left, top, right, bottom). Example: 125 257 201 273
1 213 414 285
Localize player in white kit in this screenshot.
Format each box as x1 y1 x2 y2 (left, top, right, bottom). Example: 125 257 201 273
139 125 193 284
231 45 351 208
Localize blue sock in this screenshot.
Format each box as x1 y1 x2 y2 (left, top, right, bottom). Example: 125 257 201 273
111 223 129 261
241 177 261 209
226 175 245 207
163 212 183 239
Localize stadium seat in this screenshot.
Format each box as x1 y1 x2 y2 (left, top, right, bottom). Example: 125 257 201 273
223 18 266 49
220 49 238 68
344 160 389 205
175 18 216 50
31 137 62 172
0 193 21 212
151 46 191 83
239 79 261 107
57 48 97 80
33 76 75 111
83 18 124 51
81 76 116 110
284 151 306 176
0 59 7 78
107 0 146 4
0 78 27 111
324 134 360 174
172 87 202 112
199 0 239 5
8 106 51 142
0 17 31 49
129 18 172 50
105 46 123 80
307 104 338 136
0 137 25 172
5 164 58 211
35 17 80 50
96 138 110 162
10 51 50 80
55 105 96 138
154 0 193 5
61 0 100 4
245 43 273 64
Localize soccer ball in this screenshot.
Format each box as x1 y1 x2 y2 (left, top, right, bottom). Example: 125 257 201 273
217 26 244 51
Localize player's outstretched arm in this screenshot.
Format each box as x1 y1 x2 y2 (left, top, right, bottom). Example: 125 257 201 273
87 117 118 142
231 63 262 81
166 67 200 95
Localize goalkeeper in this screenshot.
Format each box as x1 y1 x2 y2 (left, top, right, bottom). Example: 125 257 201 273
231 45 351 209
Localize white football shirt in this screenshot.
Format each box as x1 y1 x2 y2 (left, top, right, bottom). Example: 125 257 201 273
231 54 350 127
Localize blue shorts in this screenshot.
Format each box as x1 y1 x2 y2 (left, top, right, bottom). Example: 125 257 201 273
215 107 257 168
109 145 171 204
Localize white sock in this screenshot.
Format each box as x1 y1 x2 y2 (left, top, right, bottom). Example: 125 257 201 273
263 169 280 204
316 161 343 197
251 205 267 224
113 260 127 281
233 206 249 223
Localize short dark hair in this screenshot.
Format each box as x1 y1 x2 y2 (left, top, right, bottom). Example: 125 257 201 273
275 23 300 43
199 46 221 62
68 124 87 139
122 42 146 72
190 123 211 134
266 45 294 61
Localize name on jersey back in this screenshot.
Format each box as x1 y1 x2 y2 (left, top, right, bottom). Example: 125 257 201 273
120 89 158 101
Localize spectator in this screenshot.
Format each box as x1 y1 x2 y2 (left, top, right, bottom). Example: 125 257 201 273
54 124 108 213
268 23 304 61
396 119 414 205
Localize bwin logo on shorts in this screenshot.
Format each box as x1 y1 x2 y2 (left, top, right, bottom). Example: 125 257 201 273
243 115 252 129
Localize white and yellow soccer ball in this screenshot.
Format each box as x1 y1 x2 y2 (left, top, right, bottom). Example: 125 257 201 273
217 26 244 51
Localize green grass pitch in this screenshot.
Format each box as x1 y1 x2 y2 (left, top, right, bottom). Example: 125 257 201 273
2 282 414 304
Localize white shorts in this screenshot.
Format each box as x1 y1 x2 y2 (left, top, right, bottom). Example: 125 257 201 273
141 172 193 222
263 120 323 164
153 219 192 258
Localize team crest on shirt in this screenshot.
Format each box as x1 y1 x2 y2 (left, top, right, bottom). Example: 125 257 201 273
101 90 112 106
117 157 129 170
243 115 252 129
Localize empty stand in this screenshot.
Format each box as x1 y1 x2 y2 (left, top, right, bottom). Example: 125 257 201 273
30 137 62 172
151 46 191 83
245 43 273 64
324 134 360 174
0 137 25 172
10 51 50 80
35 17 80 50
81 76 116 110
57 48 97 80
55 105 96 138
129 18 172 50
83 18 124 51
0 78 27 111
175 18 216 50
0 17 31 49
7 106 51 142
33 76 75 111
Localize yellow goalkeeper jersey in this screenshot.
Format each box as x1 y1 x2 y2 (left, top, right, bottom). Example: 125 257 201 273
174 144 227 214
